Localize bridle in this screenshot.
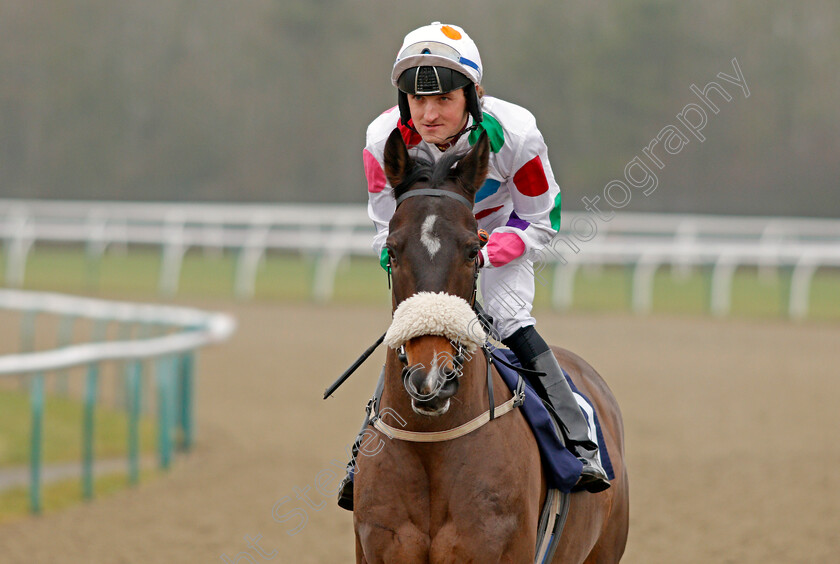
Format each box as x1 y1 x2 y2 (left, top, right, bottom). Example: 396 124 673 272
396 340 466 379
390 187 481 307
394 186 473 209
320 187 483 401
374 186 528 443
390 186 481 372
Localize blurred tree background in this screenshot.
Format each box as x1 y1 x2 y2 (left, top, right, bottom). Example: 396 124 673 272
1 0 838 216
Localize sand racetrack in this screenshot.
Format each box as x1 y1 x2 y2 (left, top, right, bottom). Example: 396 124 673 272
1 301 838 563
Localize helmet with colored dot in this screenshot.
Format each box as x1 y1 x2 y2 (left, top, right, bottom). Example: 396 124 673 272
392 22 484 127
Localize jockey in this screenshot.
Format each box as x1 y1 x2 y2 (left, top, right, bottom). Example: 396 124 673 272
338 22 609 510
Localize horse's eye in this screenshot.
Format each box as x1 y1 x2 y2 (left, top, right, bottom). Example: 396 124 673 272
386 246 397 263
466 245 479 261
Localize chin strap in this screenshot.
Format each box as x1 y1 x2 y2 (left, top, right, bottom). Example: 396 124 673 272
369 349 525 443
434 122 480 151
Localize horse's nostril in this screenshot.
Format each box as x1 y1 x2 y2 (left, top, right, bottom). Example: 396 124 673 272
405 366 430 396
443 360 463 380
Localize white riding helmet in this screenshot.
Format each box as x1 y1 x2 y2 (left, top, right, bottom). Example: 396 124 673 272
391 22 484 127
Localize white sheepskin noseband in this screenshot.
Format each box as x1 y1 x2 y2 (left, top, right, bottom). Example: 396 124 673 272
384 292 487 352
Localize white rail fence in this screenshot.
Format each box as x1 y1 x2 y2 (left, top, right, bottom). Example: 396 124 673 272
0 288 236 513
2 199 839 318
0 289 236 374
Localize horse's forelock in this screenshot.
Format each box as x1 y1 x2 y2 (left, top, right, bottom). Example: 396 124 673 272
392 151 468 202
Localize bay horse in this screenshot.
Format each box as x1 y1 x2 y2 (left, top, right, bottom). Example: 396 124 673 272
353 129 629 563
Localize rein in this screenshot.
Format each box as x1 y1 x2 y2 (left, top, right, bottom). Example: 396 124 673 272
369 347 526 443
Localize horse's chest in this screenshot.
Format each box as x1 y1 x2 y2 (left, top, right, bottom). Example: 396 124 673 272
358 490 528 563
359 447 538 561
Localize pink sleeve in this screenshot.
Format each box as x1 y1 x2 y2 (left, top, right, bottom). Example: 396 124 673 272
481 232 527 267
363 148 386 193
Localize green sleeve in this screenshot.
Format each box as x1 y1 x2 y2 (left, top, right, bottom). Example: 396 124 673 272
549 191 562 231
379 247 390 272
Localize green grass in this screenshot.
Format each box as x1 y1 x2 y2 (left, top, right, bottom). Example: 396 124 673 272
2 246 838 320
0 387 156 467
533 263 840 319
0 469 159 524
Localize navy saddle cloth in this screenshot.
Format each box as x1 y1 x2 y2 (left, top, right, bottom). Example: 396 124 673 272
491 348 615 493
351 349 614 494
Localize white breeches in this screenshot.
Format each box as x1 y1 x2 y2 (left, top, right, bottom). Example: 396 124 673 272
479 255 537 341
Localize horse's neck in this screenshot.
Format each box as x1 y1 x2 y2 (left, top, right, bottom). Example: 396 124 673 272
380 349 509 432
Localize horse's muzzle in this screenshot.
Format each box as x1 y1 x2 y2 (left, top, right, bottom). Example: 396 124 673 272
404 364 460 416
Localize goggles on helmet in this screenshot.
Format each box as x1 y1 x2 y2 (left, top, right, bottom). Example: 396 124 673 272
392 39 482 90
396 41 480 75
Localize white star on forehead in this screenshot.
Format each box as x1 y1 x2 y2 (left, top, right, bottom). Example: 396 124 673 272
420 214 441 259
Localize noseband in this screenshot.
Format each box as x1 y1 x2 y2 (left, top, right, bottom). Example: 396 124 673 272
397 339 467 405
398 341 466 371
369 188 529 441
394 187 480 379
321 193 480 400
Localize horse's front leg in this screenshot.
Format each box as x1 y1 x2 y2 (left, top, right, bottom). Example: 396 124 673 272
429 518 536 564
354 444 431 563
355 530 367 564
355 520 430 563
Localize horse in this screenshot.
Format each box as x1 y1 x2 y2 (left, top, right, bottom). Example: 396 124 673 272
352 128 629 563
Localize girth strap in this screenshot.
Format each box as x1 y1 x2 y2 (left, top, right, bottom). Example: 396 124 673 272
485 347 496 421
534 489 571 563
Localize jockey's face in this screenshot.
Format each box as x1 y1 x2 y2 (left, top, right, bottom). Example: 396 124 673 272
408 88 469 145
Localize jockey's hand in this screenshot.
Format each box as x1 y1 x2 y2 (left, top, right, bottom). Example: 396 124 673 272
478 247 491 268
476 229 490 268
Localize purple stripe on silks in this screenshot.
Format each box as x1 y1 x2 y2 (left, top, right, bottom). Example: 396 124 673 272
505 211 531 231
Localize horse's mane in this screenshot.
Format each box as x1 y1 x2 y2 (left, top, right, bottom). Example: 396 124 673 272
392 150 465 201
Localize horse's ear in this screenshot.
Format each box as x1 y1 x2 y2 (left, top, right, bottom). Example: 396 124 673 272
455 131 490 197
383 128 413 189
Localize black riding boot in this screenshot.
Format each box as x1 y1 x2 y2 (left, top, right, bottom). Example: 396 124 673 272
336 367 385 511
503 325 611 493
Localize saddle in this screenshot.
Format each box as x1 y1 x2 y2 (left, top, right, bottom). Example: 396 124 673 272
490 347 615 490
489 347 615 562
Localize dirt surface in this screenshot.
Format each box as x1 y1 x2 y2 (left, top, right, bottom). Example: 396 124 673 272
1 301 839 563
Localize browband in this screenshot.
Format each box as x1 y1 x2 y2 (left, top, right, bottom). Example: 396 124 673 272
395 188 473 211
